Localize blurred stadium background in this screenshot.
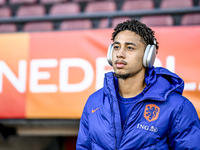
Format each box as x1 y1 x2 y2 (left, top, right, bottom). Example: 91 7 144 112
0 0 200 32
0 0 200 149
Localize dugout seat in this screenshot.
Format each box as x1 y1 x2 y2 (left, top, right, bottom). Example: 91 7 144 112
23 21 54 32
16 5 45 17
40 0 68 4
10 0 37 5
181 13 200 25
160 0 193 9
0 0 6 5
98 18 110 28
140 15 174 26
121 0 154 11
60 19 92 30
0 7 12 18
84 1 116 13
98 17 131 28
112 17 132 27
49 2 80 15
0 23 17 32
73 0 95 2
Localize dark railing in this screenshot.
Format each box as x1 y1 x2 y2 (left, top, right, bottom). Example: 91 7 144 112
0 7 200 25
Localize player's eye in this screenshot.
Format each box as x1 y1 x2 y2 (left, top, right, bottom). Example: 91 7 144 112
127 46 134 50
113 45 120 50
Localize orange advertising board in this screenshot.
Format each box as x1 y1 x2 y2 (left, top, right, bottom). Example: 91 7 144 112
0 26 200 119
0 33 29 118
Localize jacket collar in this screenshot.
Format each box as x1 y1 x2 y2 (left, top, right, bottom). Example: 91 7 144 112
103 67 184 102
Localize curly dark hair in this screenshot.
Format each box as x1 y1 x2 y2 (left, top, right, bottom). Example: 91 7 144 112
112 19 159 52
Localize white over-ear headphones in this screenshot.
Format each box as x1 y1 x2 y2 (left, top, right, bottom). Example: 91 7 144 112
107 40 157 68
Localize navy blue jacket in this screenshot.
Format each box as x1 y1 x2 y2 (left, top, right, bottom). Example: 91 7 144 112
76 67 200 150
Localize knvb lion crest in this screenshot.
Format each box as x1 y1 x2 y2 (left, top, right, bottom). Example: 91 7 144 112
144 104 160 122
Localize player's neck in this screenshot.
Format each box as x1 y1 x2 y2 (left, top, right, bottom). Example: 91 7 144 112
118 71 146 98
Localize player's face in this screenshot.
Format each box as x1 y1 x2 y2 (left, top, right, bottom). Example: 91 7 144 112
112 30 146 79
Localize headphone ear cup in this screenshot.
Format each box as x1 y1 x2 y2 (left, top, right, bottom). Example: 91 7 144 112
143 44 156 68
143 44 151 67
107 44 113 66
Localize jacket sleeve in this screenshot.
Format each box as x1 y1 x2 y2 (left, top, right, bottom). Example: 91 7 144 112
76 106 91 150
168 99 200 149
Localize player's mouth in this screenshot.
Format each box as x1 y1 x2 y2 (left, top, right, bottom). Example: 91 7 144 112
115 60 127 69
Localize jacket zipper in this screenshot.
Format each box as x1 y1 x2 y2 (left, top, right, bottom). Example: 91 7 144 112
120 101 145 142
111 99 117 150
106 77 118 150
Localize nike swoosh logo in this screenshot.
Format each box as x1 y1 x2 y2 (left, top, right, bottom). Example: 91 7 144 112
92 107 100 113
